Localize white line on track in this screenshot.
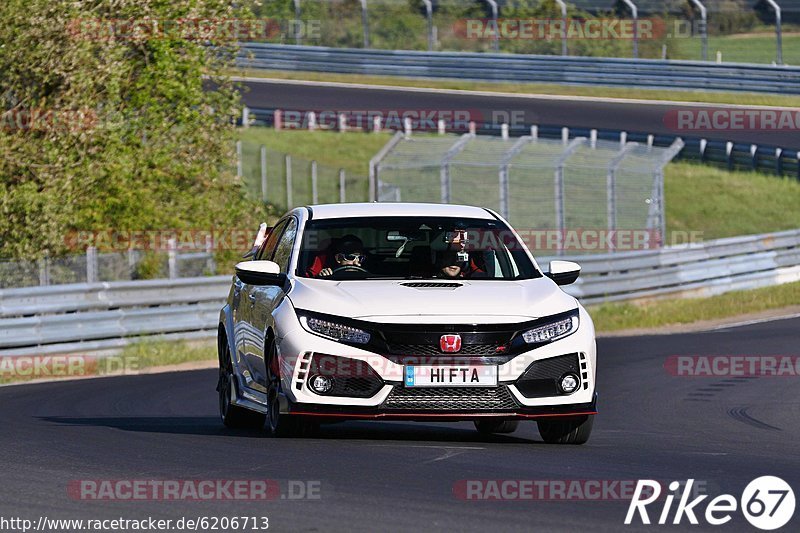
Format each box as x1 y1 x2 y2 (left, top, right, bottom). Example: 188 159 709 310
705 311 800 332
233 76 795 110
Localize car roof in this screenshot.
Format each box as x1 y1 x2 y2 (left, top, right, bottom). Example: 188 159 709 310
302 203 496 221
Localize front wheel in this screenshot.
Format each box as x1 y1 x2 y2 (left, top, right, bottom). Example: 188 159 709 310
218 344 266 430
537 415 594 445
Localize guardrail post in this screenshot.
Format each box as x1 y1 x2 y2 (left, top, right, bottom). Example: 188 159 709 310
751 144 758 170
38 257 50 286
293 0 302 45
285 155 293 208
373 115 381 133
205 234 216 275
260 145 268 203
168 239 177 279
422 0 434 51
555 0 568 56
501 123 509 140
274 109 283 131
236 140 242 179
339 113 347 132
689 0 708 61
621 0 639 58
360 0 370 48
127 249 136 278
484 1 499 52
700 138 707 162
776 148 783 175
86 246 98 283
339 169 346 202
404 117 412 138
307 111 317 131
241 106 250 128
530 125 538 140
561 127 569 145
438 119 446 135
311 160 318 203
765 0 783 65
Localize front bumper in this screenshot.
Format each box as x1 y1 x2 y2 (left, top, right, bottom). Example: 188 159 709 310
275 306 597 414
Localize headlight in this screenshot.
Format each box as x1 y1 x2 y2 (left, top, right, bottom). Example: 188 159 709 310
299 316 371 344
521 312 579 344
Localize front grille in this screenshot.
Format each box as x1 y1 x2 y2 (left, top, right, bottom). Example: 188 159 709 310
387 343 506 356
515 353 580 398
383 385 519 411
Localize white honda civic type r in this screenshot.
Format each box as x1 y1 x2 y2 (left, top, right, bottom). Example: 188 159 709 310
217 203 597 444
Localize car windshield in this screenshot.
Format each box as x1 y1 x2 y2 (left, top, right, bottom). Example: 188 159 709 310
297 216 541 281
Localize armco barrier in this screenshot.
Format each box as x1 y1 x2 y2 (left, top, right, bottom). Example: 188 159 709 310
238 44 800 94
1 229 799 355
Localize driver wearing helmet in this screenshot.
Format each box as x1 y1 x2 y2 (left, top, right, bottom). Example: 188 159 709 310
317 235 366 278
435 249 468 279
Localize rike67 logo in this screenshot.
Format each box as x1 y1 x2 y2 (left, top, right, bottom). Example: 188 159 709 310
625 477 795 530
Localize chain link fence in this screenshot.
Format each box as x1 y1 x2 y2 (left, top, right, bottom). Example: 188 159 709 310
237 139 369 211
373 131 683 255
0 249 218 289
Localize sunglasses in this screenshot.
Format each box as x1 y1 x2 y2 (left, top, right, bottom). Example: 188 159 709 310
337 253 366 262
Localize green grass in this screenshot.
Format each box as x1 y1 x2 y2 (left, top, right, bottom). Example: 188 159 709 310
665 162 800 240
239 128 392 175
672 33 800 65
234 68 800 108
589 280 800 332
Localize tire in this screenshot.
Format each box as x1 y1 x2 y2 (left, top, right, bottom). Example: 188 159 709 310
474 419 519 435
537 415 594 445
265 338 318 438
218 343 266 430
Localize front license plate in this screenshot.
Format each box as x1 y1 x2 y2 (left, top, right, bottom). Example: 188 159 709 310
404 365 498 388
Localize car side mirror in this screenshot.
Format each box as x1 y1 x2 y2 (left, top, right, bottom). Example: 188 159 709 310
235 261 289 291
546 260 581 286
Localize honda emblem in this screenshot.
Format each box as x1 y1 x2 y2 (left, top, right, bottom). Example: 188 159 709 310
440 334 462 353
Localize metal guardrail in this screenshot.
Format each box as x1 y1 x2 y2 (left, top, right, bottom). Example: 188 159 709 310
1 228 799 355
238 44 800 94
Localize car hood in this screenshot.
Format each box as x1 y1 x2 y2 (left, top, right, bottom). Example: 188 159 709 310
288 277 577 324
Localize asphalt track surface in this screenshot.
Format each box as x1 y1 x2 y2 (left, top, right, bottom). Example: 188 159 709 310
1 317 798 532
241 80 800 149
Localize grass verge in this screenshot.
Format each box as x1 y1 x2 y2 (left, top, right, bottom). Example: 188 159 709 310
234 68 800 108
588 281 800 332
